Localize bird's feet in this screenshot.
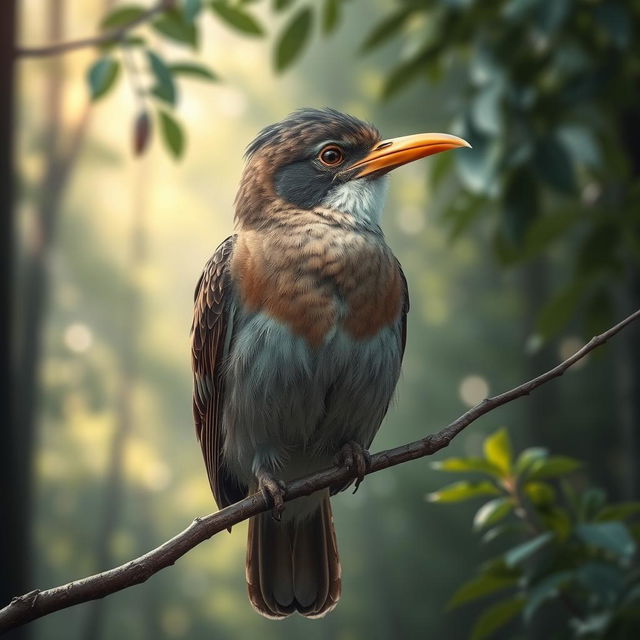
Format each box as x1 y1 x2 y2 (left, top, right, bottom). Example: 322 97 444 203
256 470 287 521
335 441 372 493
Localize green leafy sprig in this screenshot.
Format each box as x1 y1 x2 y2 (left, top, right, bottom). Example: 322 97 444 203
429 428 640 639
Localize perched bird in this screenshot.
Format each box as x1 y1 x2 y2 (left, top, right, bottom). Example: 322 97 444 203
191 108 469 619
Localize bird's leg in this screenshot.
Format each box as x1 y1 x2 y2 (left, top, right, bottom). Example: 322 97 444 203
256 469 287 521
335 441 372 493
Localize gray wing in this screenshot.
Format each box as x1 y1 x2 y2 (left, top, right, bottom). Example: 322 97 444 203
191 235 245 508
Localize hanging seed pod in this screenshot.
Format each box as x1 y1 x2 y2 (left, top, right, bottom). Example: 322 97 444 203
133 110 152 156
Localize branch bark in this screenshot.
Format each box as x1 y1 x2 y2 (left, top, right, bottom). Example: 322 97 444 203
1 307 639 632
15 0 174 58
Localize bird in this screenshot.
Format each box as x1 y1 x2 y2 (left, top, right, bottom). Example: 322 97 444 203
191 108 469 619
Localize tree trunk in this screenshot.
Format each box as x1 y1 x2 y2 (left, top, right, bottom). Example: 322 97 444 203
5 0 90 633
615 103 640 499
0 5 25 640
6 7 64 634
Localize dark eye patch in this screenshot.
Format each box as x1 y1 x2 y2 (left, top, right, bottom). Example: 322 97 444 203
274 161 334 209
273 139 379 209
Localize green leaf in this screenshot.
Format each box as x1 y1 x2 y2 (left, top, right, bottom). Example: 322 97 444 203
152 9 198 48
515 447 548 476
474 497 514 531
533 136 576 194
184 0 203 23
470 595 524 640
99 34 147 52
595 502 640 522
100 4 146 30
210 2 264 36
454 117 500 196
576 562 625 604
483 428 512 476
482 523 529 544
431 457 502 476
120 35 146 47
629 523 640 541
524 481 556 507
448 573 517 610
147 50 177 105
580 488 607 522
480 556 522 578
557 124 601 169
621 582 640 607
575 522 636 559
470 81 503 135
528 456 582 480
535 0 571 35
87 57 120 101
524 571 574 622
169 62 219 81
360 9 411 53
322 0 340 35
503 0 543 21
158 110 185 159
427 481 500 503
594 3 631 49
274 7 313 72
540 506 572 540
573 612 614 637
273 0 296 10
504 532 553 568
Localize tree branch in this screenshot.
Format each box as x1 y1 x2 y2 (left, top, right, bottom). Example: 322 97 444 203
2 308 639 631
15 0 174 58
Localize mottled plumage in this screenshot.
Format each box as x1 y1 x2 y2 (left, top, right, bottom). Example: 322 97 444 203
191 108 468 619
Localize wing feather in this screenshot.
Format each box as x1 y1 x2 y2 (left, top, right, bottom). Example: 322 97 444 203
191 235 245 508
397 258 410 361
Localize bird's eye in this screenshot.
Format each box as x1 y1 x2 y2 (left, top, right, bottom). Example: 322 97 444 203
319 145 344 167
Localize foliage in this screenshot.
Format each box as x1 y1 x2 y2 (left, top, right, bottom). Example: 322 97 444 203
86 0 351 158
429 428 640 639
361 0 640 339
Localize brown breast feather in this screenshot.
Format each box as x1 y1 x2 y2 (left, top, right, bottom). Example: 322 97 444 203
231 219 403 347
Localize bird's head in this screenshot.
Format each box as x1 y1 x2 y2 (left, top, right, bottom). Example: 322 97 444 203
235 108 469 228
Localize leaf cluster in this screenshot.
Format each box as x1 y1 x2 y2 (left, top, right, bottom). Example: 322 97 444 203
86 0 351 158
361 0 640 340
429 428 640 639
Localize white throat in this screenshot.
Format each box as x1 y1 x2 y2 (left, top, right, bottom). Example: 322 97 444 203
320 177 389 225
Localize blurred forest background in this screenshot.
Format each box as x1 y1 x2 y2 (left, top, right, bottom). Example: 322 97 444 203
2 0 640 639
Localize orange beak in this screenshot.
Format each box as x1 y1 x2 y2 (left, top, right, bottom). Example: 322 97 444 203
350 132 471 178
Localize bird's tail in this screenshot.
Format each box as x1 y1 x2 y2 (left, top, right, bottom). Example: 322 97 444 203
245 489 341 619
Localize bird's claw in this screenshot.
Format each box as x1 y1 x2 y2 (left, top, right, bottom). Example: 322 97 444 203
335 442 371 493
257 471 287 521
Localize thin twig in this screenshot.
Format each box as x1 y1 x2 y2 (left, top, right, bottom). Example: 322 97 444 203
122 45 147 110
1 308 639 632
16 0 174 58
